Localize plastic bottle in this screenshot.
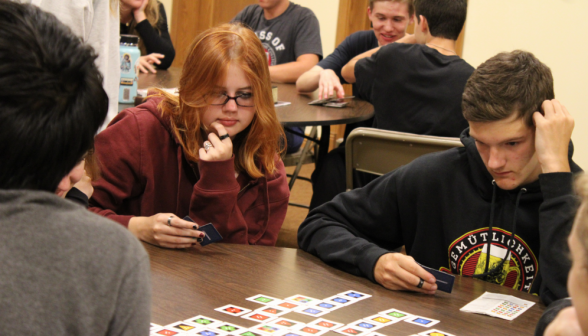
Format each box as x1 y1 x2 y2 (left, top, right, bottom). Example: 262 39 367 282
119 34 140 103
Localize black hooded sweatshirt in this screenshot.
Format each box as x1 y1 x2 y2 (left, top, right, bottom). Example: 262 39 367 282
298 129 582 305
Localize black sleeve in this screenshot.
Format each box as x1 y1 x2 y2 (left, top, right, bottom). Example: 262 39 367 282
65 187 89 208
318 33 363 84
353 48 380 102
134 2 175 69
298 171 405 282
537 172 578 305
534 298 572 336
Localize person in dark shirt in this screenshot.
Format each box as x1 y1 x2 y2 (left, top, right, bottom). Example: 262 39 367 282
296 0 414 100
299 49 580 306
120 0 175 73
309 0 473 210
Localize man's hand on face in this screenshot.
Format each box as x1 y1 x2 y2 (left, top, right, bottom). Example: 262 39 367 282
533 99 574 174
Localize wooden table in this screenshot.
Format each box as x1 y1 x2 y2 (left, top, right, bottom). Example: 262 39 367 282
121 68 374 161
147 243 544 336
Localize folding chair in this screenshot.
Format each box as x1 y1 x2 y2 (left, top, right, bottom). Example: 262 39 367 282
281 126 319 208
345 128 463 190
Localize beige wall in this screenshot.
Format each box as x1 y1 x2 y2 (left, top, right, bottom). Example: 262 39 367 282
462 0 588 169
294 0 340 57
159 0 173 27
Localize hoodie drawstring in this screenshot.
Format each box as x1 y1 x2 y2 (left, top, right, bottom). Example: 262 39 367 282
474 180 527 278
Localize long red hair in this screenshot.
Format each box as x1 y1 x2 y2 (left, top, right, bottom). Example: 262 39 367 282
157 23 284 178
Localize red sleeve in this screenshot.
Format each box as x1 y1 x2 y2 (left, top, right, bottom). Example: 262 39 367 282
190 155 290 245
88 110 143 227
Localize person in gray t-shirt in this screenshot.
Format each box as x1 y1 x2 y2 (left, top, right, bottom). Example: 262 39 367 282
0 2 150 335
233 0 323 153
232 0 323 84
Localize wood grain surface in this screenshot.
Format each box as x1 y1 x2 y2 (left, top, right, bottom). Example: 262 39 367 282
146 243 544 336
129 68 374 127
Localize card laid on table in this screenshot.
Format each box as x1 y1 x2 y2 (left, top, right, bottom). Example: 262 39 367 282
307 318 344 330
404 316 440 328
215 304 252 317
247 294 284 306
183 216 223 246
417 263 455 293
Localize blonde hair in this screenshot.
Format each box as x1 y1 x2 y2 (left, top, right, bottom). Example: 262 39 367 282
156 23 284 179
121 0 160 55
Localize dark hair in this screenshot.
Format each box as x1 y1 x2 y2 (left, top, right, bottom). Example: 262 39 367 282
0 1 108 192
414 0 467 40
462 50 554 127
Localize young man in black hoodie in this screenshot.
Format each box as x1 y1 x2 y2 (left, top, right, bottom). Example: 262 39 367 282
298 50 580 306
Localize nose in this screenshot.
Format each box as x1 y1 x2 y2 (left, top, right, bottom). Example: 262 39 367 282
487 146 505 170
383 19 394 32
223 98 238 113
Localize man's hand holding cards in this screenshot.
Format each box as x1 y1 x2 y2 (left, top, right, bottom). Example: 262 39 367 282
184 216 223 246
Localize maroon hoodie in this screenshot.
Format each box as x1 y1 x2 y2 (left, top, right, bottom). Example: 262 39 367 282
89 97 290 245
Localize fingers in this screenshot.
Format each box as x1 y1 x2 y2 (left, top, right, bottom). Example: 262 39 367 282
374 253 437 294
335 83 346 99
151 213 205 249
137 62 149 74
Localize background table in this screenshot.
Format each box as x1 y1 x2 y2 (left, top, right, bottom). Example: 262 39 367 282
147 243 544 336
121 68 374 161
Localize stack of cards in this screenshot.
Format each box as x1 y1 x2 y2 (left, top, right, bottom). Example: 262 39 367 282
460 292 535 320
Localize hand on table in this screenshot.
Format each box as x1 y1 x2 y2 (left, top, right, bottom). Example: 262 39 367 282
545 307 584 336
137 53 164 74
318 69 345 100
128 213 204 249
374 253 437 294
533 99 574 174
199 122 233 162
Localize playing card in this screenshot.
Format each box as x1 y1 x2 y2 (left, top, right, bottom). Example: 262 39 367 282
404 316 440 328
323 102 348 108
152 328 184 336
185 315 224 328
346 320 384 332
247 295 284 306
238 330 265 336
193 329 228 336
290 325 329 336
240 311 278 322
417 263 455 293
322 295 354 306
418 329 456 336
215 304 252 317
306 318 344 330
292 306 329 317
215 324 246 334
250 324 288 336
151 323 162 331
306 301 343 311
267 318 306 330
338 290 371 301
333 326 367 336
276 301 301 310
378 308 414 321
284 295 320 305
182 216 222 246
164 321 200 333
255 306 291 317
362 314 400 327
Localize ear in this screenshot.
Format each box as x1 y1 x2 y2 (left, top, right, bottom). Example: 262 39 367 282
367 6 372 18
419 15 429 33
55 174 72 197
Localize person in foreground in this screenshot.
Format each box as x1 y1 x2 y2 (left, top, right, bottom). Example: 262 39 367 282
298 50 581 305
296 0 414 100
0 1 150 334
90 23 290 248
535 174 588 336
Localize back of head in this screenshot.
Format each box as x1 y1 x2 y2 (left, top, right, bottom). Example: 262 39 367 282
462 50 554 127
0 1 108 192
414 0 466 40
369 0 415 18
